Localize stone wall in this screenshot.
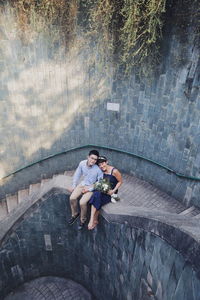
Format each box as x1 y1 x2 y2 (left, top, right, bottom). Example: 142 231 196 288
0 190 200 300
0 1 200 206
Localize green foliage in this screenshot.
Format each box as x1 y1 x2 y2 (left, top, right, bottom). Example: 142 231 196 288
2 0 167 77
9 0 78 47
88 0 166 77
120 0 166 76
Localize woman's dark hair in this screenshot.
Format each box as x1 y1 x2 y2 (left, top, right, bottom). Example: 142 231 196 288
89 150 99 157
97 156 107 164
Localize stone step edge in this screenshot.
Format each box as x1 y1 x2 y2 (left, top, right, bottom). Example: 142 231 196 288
0 171 72 204
0 175 200 247
101 208 200 275
0 171 74 216
0 175 72 243
178 206 196 215
102 204 200 242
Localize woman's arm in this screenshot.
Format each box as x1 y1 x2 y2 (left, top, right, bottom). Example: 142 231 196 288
108 169 123 195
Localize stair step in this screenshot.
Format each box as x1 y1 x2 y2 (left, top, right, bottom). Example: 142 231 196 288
53 174 60 178
64 170 74 176
0 199 8 220
193 213 200 219
29 183 41 195
179 206 196 216
18 189 29 203
53 174 73 190
6 194 18 213
41 178 51 187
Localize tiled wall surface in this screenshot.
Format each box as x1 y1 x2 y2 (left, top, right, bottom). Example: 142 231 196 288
0 2 199 206
1 190 199 300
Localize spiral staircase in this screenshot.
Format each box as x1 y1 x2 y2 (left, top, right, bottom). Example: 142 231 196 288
1 169 200 300
1 169 200 244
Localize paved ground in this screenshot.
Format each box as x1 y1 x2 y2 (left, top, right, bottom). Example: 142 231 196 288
4 277 92 300
63 170 194 215
106 172 200 216
1 170 200 245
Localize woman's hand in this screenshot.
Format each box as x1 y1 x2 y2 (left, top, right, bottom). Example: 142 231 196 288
107 189 114 196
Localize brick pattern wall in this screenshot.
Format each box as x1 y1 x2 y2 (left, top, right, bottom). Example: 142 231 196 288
0 191 199 300
0 2 199 206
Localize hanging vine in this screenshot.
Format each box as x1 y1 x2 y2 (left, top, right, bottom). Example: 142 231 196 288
9 0 78 47
2 0 189 78
88 0 116 66
120 0 166 76
88 0 167 77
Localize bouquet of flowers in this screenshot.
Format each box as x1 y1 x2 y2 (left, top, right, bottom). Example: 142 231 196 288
94 179 120 203
94 178 112 193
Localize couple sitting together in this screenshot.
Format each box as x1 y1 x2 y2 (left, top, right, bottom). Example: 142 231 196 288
67 150 122 230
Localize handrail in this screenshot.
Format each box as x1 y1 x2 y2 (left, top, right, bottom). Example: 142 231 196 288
1 144 200 181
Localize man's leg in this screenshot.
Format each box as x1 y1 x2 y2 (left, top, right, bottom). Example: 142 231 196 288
69 185 83 217
79 191 93 224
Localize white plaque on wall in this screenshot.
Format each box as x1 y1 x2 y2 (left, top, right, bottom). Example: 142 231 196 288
107 102 120 112
44 234 52 251
84 116 89 129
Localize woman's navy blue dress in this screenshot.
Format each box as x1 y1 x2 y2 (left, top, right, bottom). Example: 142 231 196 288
89 168 118 210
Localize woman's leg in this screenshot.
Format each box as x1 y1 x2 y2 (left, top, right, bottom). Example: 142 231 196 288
94 210 100 224
88 205 98 230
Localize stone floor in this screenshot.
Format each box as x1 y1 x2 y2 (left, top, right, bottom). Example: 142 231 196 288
60 170 200 217
100 172 200 243
116 173 200 216
4 277 92 300
1 170 200 244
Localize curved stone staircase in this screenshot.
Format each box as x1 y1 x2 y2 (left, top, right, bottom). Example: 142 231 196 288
0 171 74 222
1 170 200 300
1 170 200 243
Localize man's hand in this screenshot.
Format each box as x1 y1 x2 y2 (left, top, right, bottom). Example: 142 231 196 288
82 187 89 194
67 187 74 193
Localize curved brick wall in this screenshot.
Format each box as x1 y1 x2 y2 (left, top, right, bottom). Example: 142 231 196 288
0 1 199 206
0 190 200 300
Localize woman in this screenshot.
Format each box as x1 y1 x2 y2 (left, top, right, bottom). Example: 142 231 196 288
88 156 122 230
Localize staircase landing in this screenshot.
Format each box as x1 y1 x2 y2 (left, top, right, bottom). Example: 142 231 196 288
0 171 200 242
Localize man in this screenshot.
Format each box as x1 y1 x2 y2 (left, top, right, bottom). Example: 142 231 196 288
68 150 103 230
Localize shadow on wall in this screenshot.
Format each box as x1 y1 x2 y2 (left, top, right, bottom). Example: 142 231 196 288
0 4 113 179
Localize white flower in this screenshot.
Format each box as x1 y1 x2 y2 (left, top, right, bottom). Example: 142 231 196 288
94 178 112 193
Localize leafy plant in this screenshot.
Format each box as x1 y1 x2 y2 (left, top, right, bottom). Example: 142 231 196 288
10 0 78 47
1 0 168 77
89 0 167 77
120 0 166 76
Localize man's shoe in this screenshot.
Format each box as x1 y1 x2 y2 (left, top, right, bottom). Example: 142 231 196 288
78 222 85 230
68 213 80 225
